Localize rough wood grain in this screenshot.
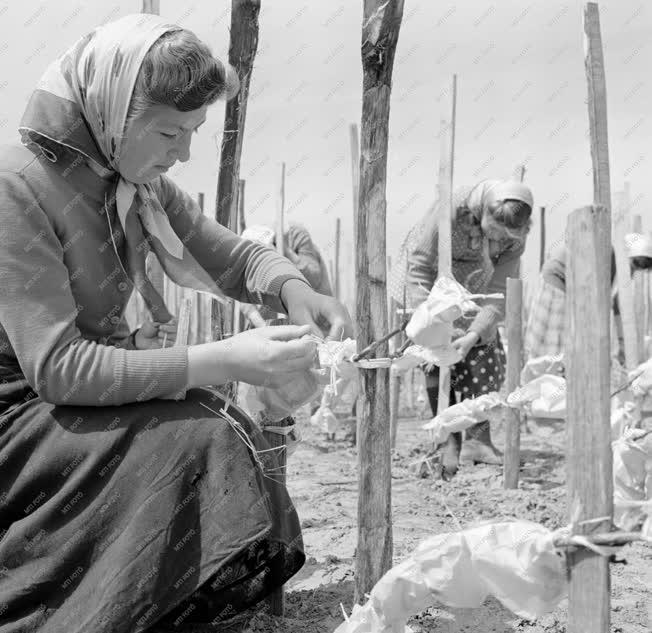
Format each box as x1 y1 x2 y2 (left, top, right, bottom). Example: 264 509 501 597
565 205 613 633
212 0 261 350
354 0 404 603
583 3 637 368
436 76 456 426
539 206 546 271
503 278 523 489
334 217 341 301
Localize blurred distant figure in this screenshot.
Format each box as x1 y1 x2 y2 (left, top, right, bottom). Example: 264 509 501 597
526 232 652 362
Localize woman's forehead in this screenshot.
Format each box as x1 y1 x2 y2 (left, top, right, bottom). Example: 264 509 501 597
143 104 208 129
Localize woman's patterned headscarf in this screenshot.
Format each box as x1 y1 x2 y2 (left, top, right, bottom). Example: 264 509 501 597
19 14 231 322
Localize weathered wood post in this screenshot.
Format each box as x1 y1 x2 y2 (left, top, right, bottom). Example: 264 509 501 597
566 205 613 633
583 2 637 370
275 162 286 257
631 210 647 360
238 179 246 233
334 217 341 301
141 0 160 14
354 0 404 603
212 0 261 344
435 75 457 430
539 206 546 271
349 123 360 322
503 278 523 489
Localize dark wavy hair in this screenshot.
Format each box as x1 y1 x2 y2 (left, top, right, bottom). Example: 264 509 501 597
126 29 239 124
484 198 532 239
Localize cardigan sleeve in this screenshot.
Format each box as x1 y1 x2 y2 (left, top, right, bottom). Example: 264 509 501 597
0 171 189 406
155 176 309 314
467 239 525 343
405 203 440 308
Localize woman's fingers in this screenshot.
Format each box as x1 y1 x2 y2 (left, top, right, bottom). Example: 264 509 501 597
261 324 313 342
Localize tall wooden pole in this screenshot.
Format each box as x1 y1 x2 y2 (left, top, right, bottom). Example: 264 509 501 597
631 210 647 360
334 217 341 301
276 163 286 256
141 0 159 13
583 2 636 372
212 0 260 343
539 206 546 270
354 0 403 603
436 75 457 428
349 123 360 320
238 179 246 234
566 205 612 633
503 278 523 489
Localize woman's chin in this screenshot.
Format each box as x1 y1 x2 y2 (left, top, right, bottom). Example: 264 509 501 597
119 166 166 184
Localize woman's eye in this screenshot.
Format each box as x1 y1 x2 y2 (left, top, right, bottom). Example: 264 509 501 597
160 132 176 139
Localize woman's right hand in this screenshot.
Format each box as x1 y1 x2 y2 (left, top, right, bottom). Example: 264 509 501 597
186 324 317 390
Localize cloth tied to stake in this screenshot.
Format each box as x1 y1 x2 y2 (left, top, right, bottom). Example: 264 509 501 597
18 14 237 324
405 276 502 364
334 520 567 633
612 428 652 539
507 375 567 419
630 358 652 409
422 392 504 444
520 353 564 385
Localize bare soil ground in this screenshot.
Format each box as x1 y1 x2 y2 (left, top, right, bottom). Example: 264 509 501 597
239 410 651 633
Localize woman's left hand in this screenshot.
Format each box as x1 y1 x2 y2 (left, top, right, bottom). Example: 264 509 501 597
281 279 353 341
452 331 480 360
134 317 178 349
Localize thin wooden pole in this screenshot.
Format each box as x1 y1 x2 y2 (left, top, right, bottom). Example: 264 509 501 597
276 162 286 256
583 2 636 372
238 179 246 234
631 211 647 357
141 0 159 13
349 123 360 322
334 217 341 301
503 278 523 489
389 297 401 449
436 75 457 428
266 162 287 616
212 0 260 348
565 204 612 633
354 0 403 603
539 206 546 270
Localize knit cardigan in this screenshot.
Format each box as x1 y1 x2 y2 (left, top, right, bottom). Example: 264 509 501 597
0 143 308 407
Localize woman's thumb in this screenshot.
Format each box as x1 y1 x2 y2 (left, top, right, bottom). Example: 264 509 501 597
139 321 158 337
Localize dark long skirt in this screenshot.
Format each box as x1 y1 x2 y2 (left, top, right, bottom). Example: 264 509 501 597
0 378 304 633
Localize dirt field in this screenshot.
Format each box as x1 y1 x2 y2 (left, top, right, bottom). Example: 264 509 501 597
238 408 651 633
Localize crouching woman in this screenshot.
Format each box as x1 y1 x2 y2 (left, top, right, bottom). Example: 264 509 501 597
0 15 351 633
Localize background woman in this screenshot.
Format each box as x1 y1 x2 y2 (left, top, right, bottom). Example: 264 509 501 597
397 180 533 479
0 15 351 633
526 232 652 362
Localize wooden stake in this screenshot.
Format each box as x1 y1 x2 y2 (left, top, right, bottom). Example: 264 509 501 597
141 0 159 13
276 162 286 256
565 204 613 633
334 217 341 301
539 206 546 271
349 123 360 321
583 2 637 371
238 179 246 234
354 0 404 603
631 211 647 356
503 278 523 489
212 0 260 352
436 75 457 426
389 297 401 449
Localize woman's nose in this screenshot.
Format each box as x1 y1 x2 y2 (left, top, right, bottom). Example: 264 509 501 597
173 133 192 163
